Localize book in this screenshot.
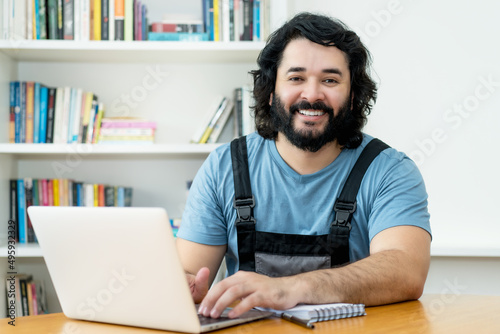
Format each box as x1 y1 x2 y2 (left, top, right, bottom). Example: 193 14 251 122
101 0 109 40
63 0 74 40
206 99 234 143
46 87 56 143
191 96 226 143
199 97 229 143
25 82 34 143
114 0 124 40
39 86 48 143
259 303 366 323
17 179 27 243
9 81 15 143
147 32 209 41
33 82 40 143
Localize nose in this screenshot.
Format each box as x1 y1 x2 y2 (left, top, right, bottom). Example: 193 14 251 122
300 80 325 103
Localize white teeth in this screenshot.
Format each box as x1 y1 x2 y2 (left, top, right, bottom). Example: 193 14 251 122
298 110 325 116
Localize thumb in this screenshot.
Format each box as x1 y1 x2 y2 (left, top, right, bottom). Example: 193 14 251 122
193 267 210 303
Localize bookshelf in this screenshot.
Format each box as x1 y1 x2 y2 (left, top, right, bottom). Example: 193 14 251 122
0 37 276 322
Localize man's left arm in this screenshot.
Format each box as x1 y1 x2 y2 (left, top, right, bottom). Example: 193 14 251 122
199 225 431 318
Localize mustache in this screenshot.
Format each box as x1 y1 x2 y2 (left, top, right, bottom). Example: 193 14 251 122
289 101 334 115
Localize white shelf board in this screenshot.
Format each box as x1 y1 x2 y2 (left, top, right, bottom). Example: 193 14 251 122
0 40 265 63
0 143 221 157
0 243 44 258
431 245 500 257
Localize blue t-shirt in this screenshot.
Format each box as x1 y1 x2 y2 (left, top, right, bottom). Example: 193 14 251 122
178 132 431 276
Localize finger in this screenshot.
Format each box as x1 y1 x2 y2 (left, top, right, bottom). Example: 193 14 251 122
199 273 246 317
210 282 250 318
192 267 210 303
227 294 258 318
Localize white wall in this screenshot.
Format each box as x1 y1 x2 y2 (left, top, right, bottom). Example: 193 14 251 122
287 0 500 295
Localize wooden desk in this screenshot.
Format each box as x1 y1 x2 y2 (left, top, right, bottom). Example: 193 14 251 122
2 295 500 334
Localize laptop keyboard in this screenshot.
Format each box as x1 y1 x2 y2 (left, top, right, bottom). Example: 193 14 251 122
198 313 231 325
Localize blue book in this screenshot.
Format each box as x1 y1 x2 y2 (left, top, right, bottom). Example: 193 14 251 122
147 32 210 41
9 82 16 143
33 82 41 143
17 179 27 244
76 183 83 206
12 82 21 143
117 187 125 207
208 0 214 41
34 0 40 39
39 86 49 143
253 0 260 41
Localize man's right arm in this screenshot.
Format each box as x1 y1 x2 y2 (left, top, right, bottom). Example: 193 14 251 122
176 238 227 303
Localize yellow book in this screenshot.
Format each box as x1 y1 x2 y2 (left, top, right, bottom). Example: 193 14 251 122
25 82 34 143
93 184 99 206
214 0 219 41
93 0 101 41
53 179 59 206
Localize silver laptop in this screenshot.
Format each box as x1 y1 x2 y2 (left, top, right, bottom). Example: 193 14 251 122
28 206 272 333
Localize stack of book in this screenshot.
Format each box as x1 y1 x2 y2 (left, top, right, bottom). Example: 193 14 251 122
191 96 234 144
9 178 133 244
2 0 149 41
233 85 256 137
98 117 156 145
147 0 271 42
5 274 48 318
8 81 104 144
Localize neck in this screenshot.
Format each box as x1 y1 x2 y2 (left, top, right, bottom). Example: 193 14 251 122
275 133 343 175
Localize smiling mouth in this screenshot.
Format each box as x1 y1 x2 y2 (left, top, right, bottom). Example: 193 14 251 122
298 109 325 116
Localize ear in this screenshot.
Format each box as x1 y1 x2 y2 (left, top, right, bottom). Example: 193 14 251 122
269 92 274 106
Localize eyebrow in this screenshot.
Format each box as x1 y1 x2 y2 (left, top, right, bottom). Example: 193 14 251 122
286 67 344 77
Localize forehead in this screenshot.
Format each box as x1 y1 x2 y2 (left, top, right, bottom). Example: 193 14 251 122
278 38 350 74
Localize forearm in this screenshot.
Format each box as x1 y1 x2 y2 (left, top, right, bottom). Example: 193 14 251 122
289 249 428 306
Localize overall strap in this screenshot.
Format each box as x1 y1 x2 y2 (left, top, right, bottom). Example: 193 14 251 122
231 136 256 271
329 138 390 265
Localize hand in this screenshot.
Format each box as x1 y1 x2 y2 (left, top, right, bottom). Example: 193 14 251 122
198 271 301 319
187 267 210 304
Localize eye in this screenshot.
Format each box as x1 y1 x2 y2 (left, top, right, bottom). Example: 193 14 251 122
288 76 303 82
324 78 338 84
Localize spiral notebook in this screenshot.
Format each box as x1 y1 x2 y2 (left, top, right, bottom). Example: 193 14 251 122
259 303 366 322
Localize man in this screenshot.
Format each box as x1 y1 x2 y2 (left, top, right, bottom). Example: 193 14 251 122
176 12 431 319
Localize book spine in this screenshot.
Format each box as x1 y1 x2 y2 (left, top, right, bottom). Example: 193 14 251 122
39 86 49 144
13 81 21 143
20 82 27 143
9 180 19 242
47 0 58 39
33 82 40 143
46 87 56 143
80 0 90 40
47 179 54 206
57 0 64 39
114 0 124 40
39 0 48 39
147 32 209 41
9 81 15 143
24 178 36 243
33 0 39 39
25 82 34 143
108 0 114 40
73 0 81 40
93 0 101 40
63 0 75 40
123 0 132 40
17 179 27 244
41 179 49 206
101 0 109 40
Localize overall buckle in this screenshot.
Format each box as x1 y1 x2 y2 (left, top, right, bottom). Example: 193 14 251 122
233 196 256 223
332 200 356 231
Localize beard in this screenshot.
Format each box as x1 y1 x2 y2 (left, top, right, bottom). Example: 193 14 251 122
270 94 351 152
